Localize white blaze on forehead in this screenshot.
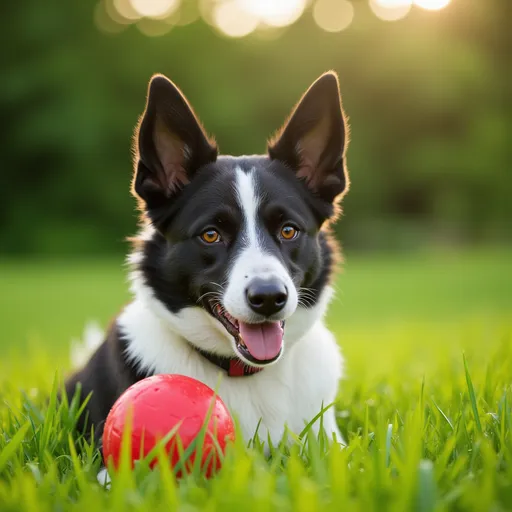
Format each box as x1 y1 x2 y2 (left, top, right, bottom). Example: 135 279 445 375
223 167 298 323
234 168 260 249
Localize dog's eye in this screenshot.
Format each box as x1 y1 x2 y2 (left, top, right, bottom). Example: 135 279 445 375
200 229 221 244
280 225 298 241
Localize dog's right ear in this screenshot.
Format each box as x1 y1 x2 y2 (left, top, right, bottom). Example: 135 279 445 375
268 72 348 211
132 75 217 210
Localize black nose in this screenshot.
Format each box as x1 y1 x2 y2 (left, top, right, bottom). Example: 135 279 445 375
246 278 288 317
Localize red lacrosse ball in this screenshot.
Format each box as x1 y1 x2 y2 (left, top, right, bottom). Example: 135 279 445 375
102 374 235 478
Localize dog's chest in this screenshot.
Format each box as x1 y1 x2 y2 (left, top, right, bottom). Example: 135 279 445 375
210 327 342 443
214 365 306 443
119 299 343 445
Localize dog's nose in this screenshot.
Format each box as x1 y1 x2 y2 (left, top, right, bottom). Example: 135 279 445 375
246 278 288 317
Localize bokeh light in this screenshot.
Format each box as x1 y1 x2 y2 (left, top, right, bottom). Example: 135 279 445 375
100 0 455 34
238 0 307 28
173 1 200 25
213 1 260 38
313 0 354 33
95 0 127 33
129 0 180 19
199 0 220 27
369 0 412 21
105 0 133 24
373 0 412 6
414 0 451 10
113 0 140 20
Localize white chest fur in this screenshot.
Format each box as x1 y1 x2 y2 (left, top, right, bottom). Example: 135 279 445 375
118 297 344 446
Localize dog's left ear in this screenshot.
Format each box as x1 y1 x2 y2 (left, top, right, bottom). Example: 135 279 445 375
132 74 218 210
268 72 349 206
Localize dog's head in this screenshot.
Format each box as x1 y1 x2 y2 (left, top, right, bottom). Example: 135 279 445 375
129 72 349 369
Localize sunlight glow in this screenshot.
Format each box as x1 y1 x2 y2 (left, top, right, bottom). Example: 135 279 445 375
198 0 216 26
238 0 307 28
106 0 133 24
369 0 412 21
129 0 180 18
106 0 452 36
113 0 140 20
313 0 354 33
213 1 259 38
414 0 451 10
372 0 412 6
95 0 126 33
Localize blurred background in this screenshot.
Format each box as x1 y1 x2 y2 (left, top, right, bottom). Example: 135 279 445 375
0 0 510 365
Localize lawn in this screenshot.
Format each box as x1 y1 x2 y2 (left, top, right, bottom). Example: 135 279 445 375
0 249 511 511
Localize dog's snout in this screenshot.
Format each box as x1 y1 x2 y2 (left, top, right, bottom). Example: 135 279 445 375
246 278 288 317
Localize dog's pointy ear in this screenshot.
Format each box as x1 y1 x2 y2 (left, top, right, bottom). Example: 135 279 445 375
132 74 217 209
268 72 349 207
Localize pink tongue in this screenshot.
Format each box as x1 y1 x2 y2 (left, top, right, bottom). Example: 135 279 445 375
238 322 284 361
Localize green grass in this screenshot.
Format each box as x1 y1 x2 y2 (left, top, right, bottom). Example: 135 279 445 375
1 249 512 511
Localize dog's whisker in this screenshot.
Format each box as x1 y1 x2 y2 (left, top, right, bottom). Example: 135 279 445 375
298 299 313 308
299 288 317 297
196 291 223 304
298 289 317 303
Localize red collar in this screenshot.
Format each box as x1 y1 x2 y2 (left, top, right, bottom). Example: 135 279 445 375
194 347 263 377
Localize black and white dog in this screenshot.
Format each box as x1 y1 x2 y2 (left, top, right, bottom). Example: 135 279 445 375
66 71 350 450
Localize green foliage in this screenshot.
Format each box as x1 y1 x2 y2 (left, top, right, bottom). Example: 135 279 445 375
1 0 510 255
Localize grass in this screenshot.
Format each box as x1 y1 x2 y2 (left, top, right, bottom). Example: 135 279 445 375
1 248 511 511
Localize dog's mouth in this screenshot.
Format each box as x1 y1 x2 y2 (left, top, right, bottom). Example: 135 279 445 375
206 302 284 365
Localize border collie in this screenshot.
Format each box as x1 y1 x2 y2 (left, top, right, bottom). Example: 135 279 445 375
65 71 350 452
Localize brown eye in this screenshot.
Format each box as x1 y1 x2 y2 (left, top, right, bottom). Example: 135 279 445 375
201 229 221 244
280 225 298 240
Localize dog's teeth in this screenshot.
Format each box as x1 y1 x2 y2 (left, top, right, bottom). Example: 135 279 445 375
238 336 246 348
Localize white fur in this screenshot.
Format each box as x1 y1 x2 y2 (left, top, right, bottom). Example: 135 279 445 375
224 169 298 329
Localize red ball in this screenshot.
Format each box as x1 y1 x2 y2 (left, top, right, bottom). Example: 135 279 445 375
102 374 235 478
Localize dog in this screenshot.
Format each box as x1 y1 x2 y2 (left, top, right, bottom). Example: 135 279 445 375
65 71 350 453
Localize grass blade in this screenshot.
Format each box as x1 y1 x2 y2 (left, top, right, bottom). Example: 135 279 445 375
0 421 30 474
463 354 483 434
